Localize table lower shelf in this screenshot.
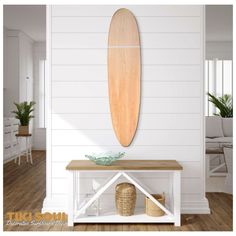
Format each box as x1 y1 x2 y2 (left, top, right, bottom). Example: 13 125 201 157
74 208 175 223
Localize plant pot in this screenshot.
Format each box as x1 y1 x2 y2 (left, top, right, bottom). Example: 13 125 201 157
18 125 29 135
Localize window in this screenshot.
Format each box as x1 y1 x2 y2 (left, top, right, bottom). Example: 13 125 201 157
205 59 233 116
39 60 46 128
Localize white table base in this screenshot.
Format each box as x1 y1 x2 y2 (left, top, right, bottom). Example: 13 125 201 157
67 170 181 227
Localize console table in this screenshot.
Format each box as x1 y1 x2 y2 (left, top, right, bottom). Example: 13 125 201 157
66 160 183 226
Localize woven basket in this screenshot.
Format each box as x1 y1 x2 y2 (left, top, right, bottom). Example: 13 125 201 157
115 182 136 216
145 193 165 217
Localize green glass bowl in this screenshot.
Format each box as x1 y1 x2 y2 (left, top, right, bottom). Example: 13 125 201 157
85 152 125 166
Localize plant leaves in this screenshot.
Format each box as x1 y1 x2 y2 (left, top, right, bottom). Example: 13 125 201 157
208 93 233 117
12 101 36 125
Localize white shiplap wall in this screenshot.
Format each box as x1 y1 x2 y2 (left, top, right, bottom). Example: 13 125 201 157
43 5 210 214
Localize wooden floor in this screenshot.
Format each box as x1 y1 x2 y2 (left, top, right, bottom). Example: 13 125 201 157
3 151 233 231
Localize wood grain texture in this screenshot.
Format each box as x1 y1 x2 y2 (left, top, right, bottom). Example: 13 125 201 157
108 8 141 147
66 160 183 170
3 151 233 231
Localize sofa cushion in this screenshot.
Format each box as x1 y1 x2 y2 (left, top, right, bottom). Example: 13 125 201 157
222 118 233 137
205 116 224 138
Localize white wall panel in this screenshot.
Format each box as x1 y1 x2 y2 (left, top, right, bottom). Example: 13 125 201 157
52 33 200 49
52 82 108 97
52 17 200 33
52 130 201 146
140 33 200 49
52 81 200 98
51 177 170 195
52 97 200 114
51 177 201 194
51 114 201 130
50 192 204 208
51 145 201 162
52 48 200 65
45 5 208 214
52 5 201 17
52 65 201 82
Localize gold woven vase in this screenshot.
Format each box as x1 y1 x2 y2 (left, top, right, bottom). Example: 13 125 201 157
115 182 136 216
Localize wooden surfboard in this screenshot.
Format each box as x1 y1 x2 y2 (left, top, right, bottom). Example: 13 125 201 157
108 8 141 147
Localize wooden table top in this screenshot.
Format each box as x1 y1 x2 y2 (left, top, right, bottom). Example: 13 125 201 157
66 160 183 171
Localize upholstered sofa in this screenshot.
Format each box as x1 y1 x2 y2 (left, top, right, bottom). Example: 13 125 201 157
205 116 233 149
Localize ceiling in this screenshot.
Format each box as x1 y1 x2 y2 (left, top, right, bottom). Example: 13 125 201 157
4 5 46 42
206 5 233 42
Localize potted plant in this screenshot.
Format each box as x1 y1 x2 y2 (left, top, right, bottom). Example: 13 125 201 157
12 101 36 135
208 93 233 118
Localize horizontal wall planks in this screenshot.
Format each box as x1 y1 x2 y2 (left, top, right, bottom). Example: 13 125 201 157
52 33 200 49
51 177 202 194
52 48 200 65
51 114 201 130
52 81 200 98
52 17 200 33
51 130 201 146
52 97 201 114
51 192 204 205
51 145 201 162
52 177 170 194
52 5 201 17
48 5 205 213
52 65 201 82
52 81 109 97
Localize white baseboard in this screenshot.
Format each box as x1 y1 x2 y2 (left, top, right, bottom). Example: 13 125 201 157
42 196 210 214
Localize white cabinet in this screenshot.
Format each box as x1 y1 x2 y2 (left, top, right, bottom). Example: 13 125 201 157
3 118 25 162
